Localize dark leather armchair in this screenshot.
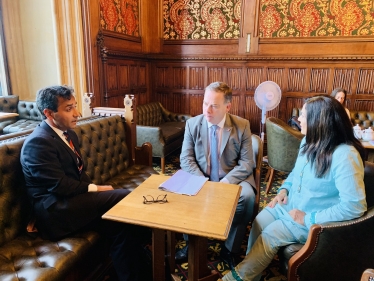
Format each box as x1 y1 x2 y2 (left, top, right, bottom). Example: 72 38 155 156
136 102 191 173
279 161 374 281
265 117 304 193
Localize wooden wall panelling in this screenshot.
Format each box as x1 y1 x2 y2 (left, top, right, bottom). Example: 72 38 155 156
189 93 204 116
172 67 187 89
309 68 330 93
207 67 223 85
357 69 374 95
244 95 261 135
149 58 374 135
189 66 205 90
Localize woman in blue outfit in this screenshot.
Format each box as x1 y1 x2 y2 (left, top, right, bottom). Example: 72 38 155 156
220 95 367 281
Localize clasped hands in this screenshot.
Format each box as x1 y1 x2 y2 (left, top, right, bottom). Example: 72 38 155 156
268 189 306 225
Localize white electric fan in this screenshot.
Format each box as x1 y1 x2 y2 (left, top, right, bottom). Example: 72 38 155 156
254 81 282 141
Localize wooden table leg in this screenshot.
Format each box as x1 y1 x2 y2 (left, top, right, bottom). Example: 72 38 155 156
166 231 176 275
152 228 165 281
188 235 219 281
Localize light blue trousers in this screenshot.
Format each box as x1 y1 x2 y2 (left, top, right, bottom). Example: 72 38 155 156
222 204 309 281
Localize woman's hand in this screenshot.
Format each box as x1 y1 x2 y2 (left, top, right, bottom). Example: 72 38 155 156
289 209 306 225
268 189 288 208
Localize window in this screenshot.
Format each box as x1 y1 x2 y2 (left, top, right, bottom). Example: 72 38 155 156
0 3 10 96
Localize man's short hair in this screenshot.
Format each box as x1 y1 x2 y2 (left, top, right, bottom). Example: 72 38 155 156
37 85 74 119
205 82 232 104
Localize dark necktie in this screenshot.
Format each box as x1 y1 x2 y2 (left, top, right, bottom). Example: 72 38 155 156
210 125 219 182
63 131 83 174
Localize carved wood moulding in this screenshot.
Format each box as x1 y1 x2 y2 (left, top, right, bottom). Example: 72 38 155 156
148 54 374 62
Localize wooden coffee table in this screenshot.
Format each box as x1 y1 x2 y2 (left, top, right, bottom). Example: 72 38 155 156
102 174 241 281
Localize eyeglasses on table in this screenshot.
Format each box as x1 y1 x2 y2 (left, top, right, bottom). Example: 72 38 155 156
143 194 168 204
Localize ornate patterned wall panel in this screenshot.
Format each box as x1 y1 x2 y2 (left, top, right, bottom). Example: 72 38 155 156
309 68 329 93
266 68 284 89
107 64 118 90
163 0 241 39
173 67 187 89
189 67 205 89
227 68 242 90
189 93 204 116
287 68 306 92
246 68 264 91
332 68 354 94
156 67 169 88
100 0 139 36
119 64 129 89
356 69 374 94
208 68 223 85
259 0 374 38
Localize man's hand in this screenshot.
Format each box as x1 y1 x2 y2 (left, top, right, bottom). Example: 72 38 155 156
268 189 288 208
289 209 306 225
97 185 114 191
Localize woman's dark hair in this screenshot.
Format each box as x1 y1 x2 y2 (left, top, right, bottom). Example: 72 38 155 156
331 87 347 104
37 85 74 120
301 95 365 178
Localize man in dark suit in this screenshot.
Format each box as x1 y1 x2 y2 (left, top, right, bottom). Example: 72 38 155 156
20 85 150 281
177 81 256 269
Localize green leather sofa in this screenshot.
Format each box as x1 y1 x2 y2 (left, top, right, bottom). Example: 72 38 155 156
0 114 157 280
136 102 191 173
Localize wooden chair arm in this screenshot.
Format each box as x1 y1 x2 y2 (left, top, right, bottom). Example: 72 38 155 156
134 142 153 166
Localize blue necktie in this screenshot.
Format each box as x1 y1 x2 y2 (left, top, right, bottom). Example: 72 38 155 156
210 125 219 182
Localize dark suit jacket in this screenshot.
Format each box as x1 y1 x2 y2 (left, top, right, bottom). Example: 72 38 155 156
180 113 256 188
21 121 94 239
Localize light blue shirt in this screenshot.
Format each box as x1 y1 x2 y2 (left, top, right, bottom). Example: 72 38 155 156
278 138 367 229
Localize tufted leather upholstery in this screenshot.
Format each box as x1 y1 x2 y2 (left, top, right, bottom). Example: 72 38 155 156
136 102 191 173
351 110 374 129
0 114 157 280
0 96 43 134
73 115 158 190
279 161 374 281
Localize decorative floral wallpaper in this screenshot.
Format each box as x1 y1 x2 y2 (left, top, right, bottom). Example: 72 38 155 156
163 0 241 40
100 0 139 37
260 0 374 37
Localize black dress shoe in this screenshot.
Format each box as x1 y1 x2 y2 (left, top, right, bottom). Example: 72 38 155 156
175 244 189 261
220 245 237 270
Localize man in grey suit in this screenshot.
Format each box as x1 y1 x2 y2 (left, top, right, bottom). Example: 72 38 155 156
176 81 256 269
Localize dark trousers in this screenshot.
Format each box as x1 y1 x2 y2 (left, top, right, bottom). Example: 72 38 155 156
35 189 151 281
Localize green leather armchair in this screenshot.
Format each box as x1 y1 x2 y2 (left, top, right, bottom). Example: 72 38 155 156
136 102 191 173
265 117 304 193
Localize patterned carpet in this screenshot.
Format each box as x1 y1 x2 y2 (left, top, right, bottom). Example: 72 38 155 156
152 149 289 281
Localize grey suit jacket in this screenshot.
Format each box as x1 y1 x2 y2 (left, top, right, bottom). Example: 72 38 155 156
180 113 256 188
